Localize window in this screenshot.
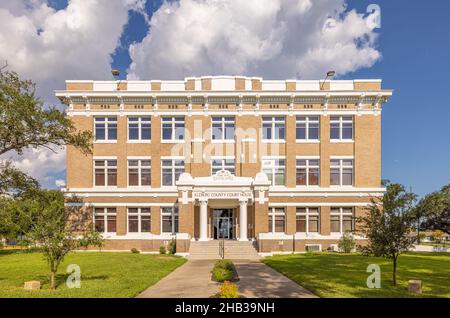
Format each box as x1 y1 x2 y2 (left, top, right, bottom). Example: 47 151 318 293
162 117 184 141
296 159 320 186
330 159 353 186
94 160 117 186
262 159 285 186
262 116 285 141
128 208 151 233
296 116 319 141
211 158 235 175
268 208 285 233
296 208 320 233
94 208 116 233
161 159 185 186
331 207 355 233
330 116 353 141
128 117 151 141
161 207 179 234
212 117 235 141
95 117 117 141
128 159 151 186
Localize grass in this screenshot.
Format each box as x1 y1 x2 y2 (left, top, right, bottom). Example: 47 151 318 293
263 252 450 298
0 250 186 298
418 242 449 248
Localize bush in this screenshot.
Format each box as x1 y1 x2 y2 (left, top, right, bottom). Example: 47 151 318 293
215 259 234 271
217 281 239 298
159 245 166 254
0 242 3 250
338 232 356 253
131 248 140 254
168 238 176 254
211 259 236 282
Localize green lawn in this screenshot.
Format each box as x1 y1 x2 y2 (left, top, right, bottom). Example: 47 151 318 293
0 250 186 298
263 252 450 298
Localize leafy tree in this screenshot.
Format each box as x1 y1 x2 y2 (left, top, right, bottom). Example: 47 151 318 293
416 184 450 234
0 161 39 197
0 70 92 156
338 232 356 253
433 230 443 245
358 183 416 286
25 190 103 289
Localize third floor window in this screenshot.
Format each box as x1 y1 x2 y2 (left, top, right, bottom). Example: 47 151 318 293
330 116 353 141
95 117 117 141
296 116 319 141
262 116 285 141
162 117 185 141
212 116 235 141
128 117 151 141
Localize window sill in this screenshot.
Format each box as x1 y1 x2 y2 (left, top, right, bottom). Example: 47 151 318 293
262 140 286 144
211 140 236 144
94 140 118 144
127 140 151 144
161 140 185 144
296 140 320 144
330 140 354 143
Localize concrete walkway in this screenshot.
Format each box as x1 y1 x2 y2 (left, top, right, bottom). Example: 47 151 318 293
137 260 220 298
234 261 318 298
137 259 317 298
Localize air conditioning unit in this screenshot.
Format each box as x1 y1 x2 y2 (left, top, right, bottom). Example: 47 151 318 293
305 244 321 252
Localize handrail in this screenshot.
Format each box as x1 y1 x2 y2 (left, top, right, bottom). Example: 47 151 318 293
219 238 225 259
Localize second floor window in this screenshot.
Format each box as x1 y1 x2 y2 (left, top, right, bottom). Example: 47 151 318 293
211 158 235 175
128 208 151 233
128 117 151 141
162 117 184 141
330 159 353 186
331 207 355 233
95 117 117 141
296 116 319 141
296 159 320 186
262 116 285 141
94 160 117 186
262 159 285 186
128 159 151 186
94 208 116 234
162 159 185 186
269 207 285 233
161 207 179 234
296 208 320 233
212 116 235 141
330 116 353 141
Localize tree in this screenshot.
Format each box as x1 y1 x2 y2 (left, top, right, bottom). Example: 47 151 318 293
26 190 103 289
416 184 450 234
0 161 39 197
0 70 92 156
358 183 416 286
433 230 443 245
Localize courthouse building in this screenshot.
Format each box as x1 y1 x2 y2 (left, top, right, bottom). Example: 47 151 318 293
56 76 392 255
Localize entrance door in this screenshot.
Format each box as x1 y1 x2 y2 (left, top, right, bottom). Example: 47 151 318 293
213 209 234 240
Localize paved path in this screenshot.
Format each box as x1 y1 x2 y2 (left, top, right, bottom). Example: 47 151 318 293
234 261 318 298
137 260 220 298
137 259 317 298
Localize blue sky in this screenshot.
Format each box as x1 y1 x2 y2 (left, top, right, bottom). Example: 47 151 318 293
3 0 449 196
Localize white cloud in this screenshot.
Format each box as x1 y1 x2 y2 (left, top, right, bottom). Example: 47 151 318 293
128 0 381 80
0 0 143 188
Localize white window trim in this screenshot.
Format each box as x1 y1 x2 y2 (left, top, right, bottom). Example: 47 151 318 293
127 116 151 143
94 207 117 234
296 116 320 142
269 207 286 234
262 116 286 142
330 207 355 234
161 207 179 234
161 116 185 142
94 117 117 142
127 207 151 234
330 116 354 142
262 157 286 186
93 159 118 188
127 158 151 187
211 116 235 142
295 158 320 187
330 158 354 187
296 207 320 235
161 158 185 187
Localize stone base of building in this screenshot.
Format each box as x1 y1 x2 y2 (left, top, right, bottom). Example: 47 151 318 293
258 238 368 253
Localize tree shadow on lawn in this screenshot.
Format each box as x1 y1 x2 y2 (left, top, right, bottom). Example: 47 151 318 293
35 273 109 290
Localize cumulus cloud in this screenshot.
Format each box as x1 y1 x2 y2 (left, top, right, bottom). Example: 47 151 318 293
0 0 143 188
128 0 381 80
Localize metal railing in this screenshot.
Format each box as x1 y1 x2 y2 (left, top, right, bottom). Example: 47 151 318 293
219 238 225 259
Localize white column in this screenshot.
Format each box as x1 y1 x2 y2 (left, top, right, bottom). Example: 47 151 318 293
199 200 208 241
239 199 248 241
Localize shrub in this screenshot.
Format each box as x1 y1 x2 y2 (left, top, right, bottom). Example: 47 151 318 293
218 281 239 298
338 232 356 253
215 259 234 271
0 241 3 250
159 245 166 254
131 248 140 254
212 268 234 282
168 238 176 254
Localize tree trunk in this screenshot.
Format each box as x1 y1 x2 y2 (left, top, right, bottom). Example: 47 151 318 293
392 256 397 286
50 271 56 290
417 218 420 244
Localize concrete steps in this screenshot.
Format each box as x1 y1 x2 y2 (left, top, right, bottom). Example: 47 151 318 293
187 240 260 260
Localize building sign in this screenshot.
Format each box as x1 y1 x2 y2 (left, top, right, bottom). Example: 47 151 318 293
192 191 253 200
